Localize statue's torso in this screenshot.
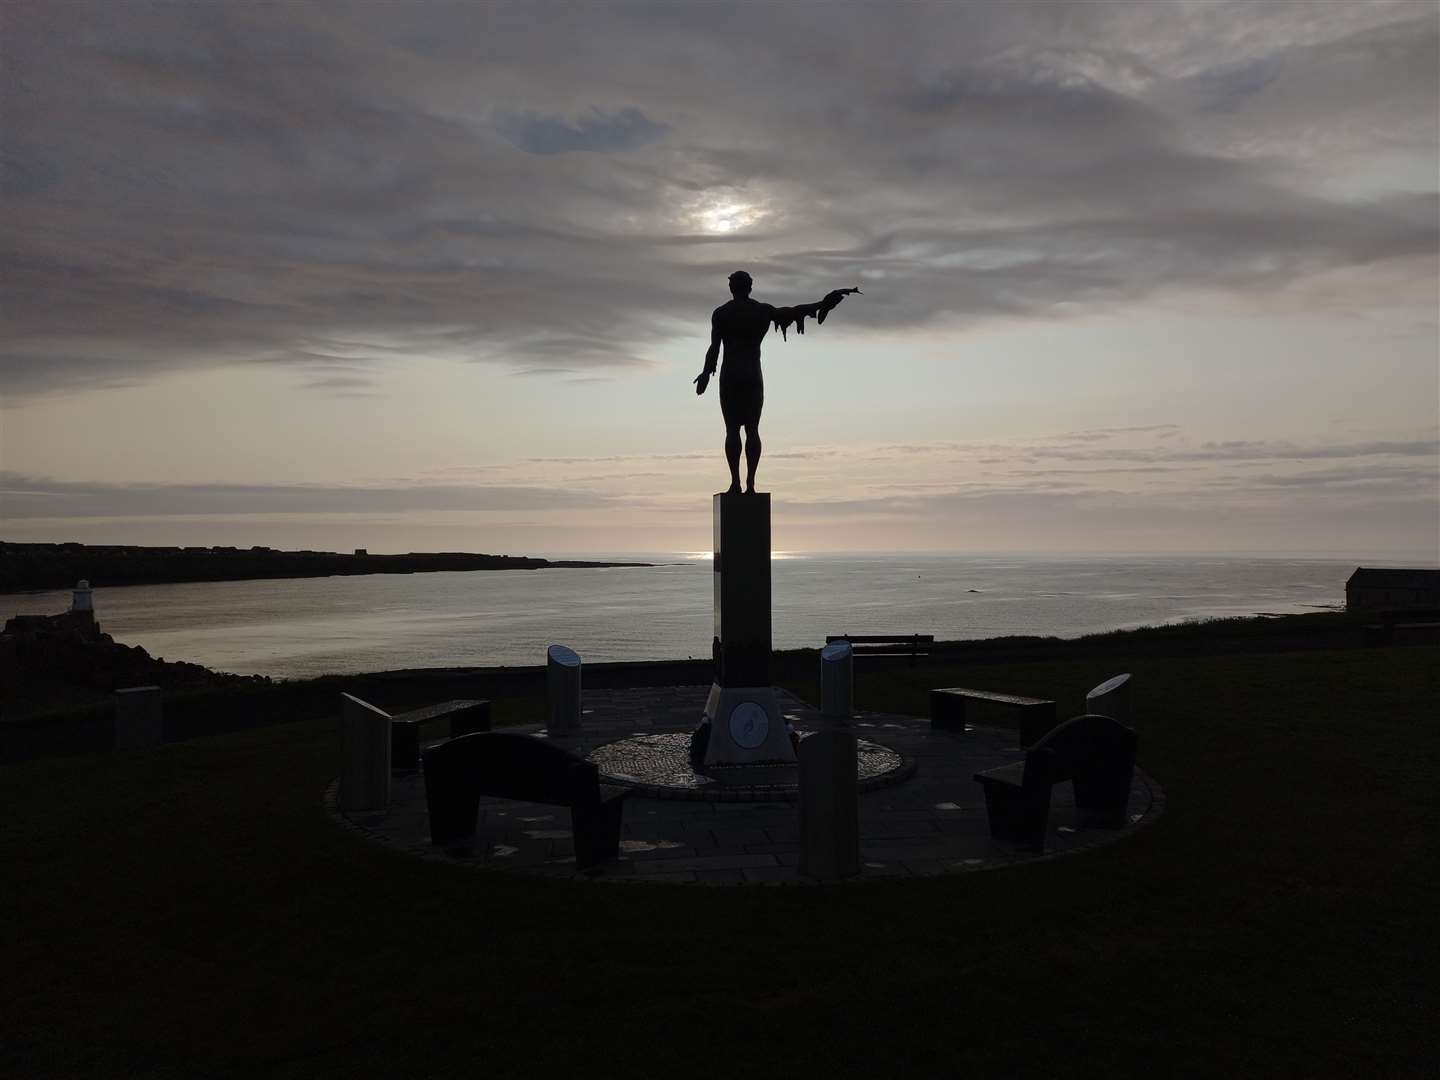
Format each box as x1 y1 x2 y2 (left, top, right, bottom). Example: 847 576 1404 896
715 298 773 382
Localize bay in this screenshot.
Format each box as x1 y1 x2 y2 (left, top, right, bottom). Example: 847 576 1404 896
0 553 1360 680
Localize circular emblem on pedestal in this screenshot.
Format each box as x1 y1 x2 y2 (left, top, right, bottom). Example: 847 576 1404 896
728 702 769 750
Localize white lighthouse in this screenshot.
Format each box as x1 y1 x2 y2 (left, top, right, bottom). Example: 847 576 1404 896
71 579 94 614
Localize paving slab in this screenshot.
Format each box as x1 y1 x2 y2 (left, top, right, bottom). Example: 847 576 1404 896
325 684 1164 886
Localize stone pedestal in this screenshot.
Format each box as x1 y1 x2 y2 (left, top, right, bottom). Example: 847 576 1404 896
113 685 163 751
820 639 853 721
547 644 582 733
701 683 789 766
801 639 859 878
703 493 794 766
1086 673 1132 728
339 692 391 812
711 492 771 687
798 727 860 881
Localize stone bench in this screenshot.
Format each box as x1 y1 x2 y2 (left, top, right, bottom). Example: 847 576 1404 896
973 713 1138 852
389 699 491 770
339 695 492 812
1377 607 1440 625
1367 621 1440 646
1363 609 1440 646
1393 622 1440 644
422 732 629 870
930 687 1057 747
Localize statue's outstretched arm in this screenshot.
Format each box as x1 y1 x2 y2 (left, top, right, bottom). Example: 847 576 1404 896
694 312 722 394
770 288 861 341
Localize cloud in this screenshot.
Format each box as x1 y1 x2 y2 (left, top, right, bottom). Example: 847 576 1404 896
296 375 377 393
0 473 613 518
0 1 1435 398
1203 462 1438 492
1043 424 1182 443
1007 437 1440 466
4 421 1433 554
767 449 844 460
1184 56 1283 113
493 107 668 155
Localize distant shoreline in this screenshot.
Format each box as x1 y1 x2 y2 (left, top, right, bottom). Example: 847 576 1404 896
0 609 1371 728
0 541 651 593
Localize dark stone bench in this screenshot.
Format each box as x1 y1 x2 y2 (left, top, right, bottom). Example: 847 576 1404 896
1392 622 1440 644
1366 621 1440 646
390 699 490 771
931 687 1057 747
1378 607 1440 625
1363 608 1440 646
973 713 1138 852
421 732 629 869
826 634 934 665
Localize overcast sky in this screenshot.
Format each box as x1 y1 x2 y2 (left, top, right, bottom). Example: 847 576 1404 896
2 0 1437 557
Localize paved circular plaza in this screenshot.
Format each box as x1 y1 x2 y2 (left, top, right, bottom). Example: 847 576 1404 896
327 684 1164 885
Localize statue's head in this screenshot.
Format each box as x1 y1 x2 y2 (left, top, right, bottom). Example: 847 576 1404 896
728 270 753 298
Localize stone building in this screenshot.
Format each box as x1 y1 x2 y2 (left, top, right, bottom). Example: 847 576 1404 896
1345 567 1440 613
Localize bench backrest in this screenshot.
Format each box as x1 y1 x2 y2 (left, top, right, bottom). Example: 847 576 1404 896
1028 713 1137 782
426 731 600 807
826 635 935 645
827 635 935 662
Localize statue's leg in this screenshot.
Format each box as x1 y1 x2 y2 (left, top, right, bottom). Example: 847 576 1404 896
724 421 742 494
743 381 764 494
720 378 743 493
743 423 761 493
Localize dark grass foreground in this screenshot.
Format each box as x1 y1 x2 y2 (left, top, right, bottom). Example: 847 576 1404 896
3 643 1436 1078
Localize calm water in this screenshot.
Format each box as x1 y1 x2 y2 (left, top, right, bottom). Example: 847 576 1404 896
1 554 1359 680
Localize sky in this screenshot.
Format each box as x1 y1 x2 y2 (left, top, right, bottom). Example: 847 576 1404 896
2 0 1437 559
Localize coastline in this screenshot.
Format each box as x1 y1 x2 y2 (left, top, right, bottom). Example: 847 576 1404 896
0 541 651 593
2 552 1363 681
2 609 1364 730
6 607 1414 766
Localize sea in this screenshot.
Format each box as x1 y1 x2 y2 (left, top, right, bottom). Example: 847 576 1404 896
0 553 1376 681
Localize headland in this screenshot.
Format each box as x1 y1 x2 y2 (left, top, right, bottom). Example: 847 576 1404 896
0 541 650 593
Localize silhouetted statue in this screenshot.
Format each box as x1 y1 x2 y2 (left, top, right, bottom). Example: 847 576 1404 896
694 271 860 493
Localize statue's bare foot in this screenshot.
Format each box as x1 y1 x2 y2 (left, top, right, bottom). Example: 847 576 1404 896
726 481 741 495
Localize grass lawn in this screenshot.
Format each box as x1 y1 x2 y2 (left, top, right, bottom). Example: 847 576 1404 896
3 642 1436 1078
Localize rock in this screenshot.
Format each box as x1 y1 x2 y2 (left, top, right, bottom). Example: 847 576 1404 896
1 608 266 700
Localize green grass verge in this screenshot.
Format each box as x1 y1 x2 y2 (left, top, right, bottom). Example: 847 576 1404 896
3 644 1436 1078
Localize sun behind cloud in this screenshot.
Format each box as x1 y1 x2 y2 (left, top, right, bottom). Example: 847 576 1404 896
690 195 765 235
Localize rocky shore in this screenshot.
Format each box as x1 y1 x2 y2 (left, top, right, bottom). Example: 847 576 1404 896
1 606 267 721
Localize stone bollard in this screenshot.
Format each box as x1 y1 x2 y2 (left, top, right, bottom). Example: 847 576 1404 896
113 686 163 751
820 638 853 721
799 728 861 881
339 692 391 812
1085 673 1132 728
547 644 582 733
